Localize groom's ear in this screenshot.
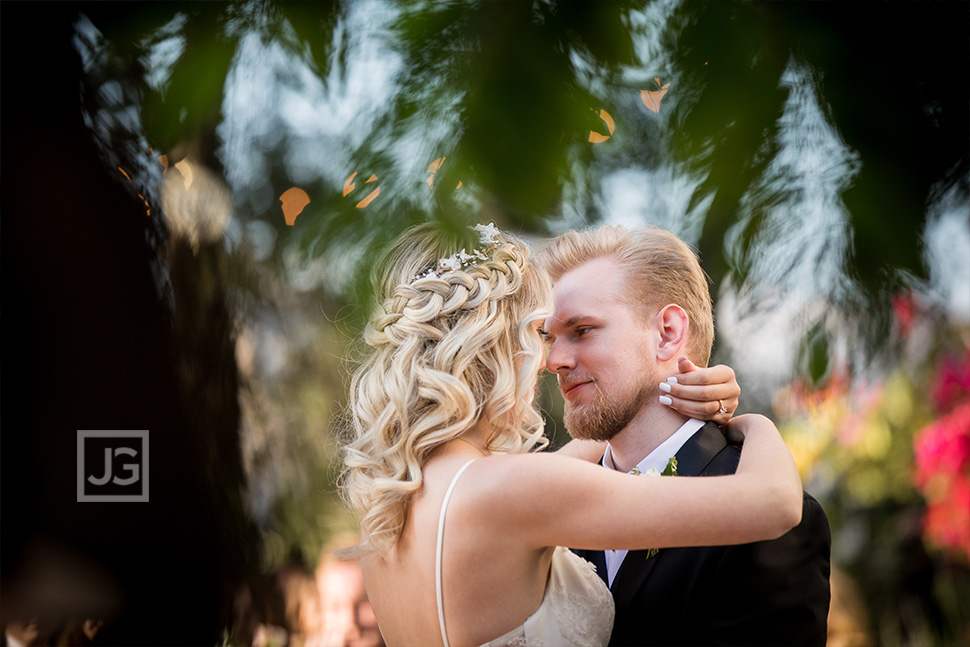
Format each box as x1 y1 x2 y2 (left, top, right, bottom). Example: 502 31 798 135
654 304 689 362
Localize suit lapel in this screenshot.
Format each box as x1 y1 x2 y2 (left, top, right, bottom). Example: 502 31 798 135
610 547 658 607
609 423 730 615
673 421 731 478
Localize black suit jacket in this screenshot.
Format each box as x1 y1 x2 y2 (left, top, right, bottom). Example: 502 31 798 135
574 422 831 647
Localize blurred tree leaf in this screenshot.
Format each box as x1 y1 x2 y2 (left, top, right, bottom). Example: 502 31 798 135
804 326 831 386
782 2 968 294
671 1 790 286
274 1 340 76
391 1 638 226
142 4 237 151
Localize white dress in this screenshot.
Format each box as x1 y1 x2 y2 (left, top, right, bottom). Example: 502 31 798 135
436 461 615 647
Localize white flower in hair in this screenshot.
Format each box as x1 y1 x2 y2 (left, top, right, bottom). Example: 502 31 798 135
474 222 502 245
437 255 462 273
412 222 508 282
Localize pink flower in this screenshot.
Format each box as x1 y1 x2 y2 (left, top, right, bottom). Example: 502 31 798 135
931 350 970 413
913 400 970 562
914 401 970 486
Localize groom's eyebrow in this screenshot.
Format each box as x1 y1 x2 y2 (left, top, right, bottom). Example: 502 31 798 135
561 315 584 328
544 314 585 334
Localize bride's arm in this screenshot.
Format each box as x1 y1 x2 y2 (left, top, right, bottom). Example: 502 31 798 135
488 414 802 550
554 439 607 461
554 361 742 461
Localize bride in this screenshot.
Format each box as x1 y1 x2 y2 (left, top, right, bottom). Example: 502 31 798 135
339 222 803 647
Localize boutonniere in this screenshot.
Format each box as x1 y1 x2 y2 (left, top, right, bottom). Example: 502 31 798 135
631 456 678 477
631 457 678 559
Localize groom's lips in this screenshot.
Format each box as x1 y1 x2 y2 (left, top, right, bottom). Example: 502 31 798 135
561 380 592 399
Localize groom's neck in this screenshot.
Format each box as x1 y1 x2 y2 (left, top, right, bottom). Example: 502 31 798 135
607 403 690 474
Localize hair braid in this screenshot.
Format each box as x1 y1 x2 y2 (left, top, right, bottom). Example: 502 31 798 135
339 225 551 559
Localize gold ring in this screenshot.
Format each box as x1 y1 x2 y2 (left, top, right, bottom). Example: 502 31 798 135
717 399 727 415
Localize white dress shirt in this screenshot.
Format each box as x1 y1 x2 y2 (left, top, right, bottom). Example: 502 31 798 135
601 418 705 587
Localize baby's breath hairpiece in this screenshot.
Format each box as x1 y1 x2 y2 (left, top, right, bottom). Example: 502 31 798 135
413 222 505 282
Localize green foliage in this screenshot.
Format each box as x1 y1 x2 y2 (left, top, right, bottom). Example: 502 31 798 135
145 7 236 149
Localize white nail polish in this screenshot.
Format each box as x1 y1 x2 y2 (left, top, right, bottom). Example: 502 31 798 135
659 382 672 393
659 395 672 406
666 376 678 384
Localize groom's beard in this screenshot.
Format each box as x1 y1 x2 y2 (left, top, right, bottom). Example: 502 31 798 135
563 375 650 442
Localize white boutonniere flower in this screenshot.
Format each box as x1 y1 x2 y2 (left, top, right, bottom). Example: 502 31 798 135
632 457 678 559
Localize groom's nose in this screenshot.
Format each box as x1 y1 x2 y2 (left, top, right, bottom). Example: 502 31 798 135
545 338 576 375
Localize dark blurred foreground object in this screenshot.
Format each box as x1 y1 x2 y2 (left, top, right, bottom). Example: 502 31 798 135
1 2 260 644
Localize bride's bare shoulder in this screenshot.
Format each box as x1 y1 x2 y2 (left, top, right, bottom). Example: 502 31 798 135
450 453 623 549
468 452 609 502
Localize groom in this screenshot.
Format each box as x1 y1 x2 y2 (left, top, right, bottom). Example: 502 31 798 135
539 225 831 647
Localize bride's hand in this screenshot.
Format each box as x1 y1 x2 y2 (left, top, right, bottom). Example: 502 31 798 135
660 357 741 426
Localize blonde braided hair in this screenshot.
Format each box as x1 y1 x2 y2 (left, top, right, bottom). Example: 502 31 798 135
340 223 552 559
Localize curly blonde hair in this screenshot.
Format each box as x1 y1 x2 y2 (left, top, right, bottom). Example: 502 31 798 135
340 223 552 559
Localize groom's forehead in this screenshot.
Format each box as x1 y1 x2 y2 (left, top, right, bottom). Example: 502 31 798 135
550 284 599 324
548 291 627 332
552 258 630 308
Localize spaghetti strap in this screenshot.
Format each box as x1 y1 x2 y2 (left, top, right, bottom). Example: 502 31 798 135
435 459 477 647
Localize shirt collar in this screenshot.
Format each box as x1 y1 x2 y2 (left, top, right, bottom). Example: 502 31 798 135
603 418 705 474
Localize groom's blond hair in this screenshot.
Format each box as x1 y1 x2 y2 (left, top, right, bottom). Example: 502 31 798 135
538 225 714 366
